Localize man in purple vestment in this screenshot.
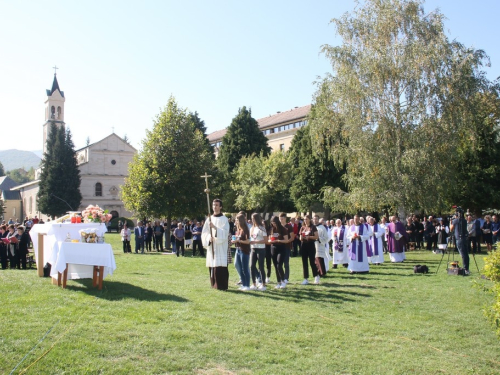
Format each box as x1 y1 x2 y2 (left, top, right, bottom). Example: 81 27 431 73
387 216 408 262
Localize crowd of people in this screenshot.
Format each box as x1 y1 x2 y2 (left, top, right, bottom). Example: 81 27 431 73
5 208 495 285
0 215 39 269
198 200 498 291
120 219 206 256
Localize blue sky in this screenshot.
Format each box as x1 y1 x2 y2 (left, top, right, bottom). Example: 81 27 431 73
1 0 499 152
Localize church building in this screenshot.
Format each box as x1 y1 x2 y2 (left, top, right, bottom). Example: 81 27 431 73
12 74 136 220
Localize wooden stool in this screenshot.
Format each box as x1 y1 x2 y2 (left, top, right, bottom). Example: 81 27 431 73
93 266 104 290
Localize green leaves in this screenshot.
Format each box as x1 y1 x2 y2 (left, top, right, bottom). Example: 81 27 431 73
215 106 271 210
231 151 293 213
122 96 215 219
38 122 82 217
312 0 493 214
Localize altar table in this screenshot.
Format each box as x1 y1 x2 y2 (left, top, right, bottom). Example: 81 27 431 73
50 242 116 290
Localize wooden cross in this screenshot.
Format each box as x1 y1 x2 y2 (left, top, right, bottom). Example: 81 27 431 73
53 65 59 75
200 172 214 260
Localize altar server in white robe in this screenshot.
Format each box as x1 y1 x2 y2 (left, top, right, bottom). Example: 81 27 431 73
368 217 385 265
319 219 331 272
202 199 230 290
346 215 372 274
332 219 349 268
313 216 330 279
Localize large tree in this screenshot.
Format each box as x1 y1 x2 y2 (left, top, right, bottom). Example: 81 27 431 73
215 106 271 210
449 85 500 216
288 123 345 214
231 151 295 217
38 122 82 217
0 161 4 176
122 97 215 223
312 0 491 214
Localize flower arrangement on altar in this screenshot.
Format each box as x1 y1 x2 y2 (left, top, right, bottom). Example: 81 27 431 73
82 205 113 223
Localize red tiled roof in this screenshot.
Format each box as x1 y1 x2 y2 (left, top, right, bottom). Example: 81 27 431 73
207 104 311 142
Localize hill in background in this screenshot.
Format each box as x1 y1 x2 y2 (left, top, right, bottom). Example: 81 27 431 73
0 149 41 172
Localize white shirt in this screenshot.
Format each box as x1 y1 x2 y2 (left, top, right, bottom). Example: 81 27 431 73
250 226 267 249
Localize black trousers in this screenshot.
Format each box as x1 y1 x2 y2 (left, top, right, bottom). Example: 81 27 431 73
16 250 27 269
209 267 229 290
456 238 469 271
271 244 286 283
145 238 152 251
192 239 204 256
265 245 272 278
122 240 131 253
251 248 266 284
468 236 477 254
301 241 318 279
292 238 301 256
283 248 291 280
426 235 434 250
175 239 185 256
0 245 8 269
154 234 163 251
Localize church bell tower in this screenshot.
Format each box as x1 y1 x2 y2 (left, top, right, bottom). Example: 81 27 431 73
43 69 65 154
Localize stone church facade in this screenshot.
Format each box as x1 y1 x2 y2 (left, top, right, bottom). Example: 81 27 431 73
12 74 135 220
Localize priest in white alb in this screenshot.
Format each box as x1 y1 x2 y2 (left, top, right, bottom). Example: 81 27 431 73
202 199 230 290
332 219 349 268
368 217 385 265
346 215 372 274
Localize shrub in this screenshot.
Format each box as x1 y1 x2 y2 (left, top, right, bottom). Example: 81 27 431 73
483 244 500 337
108 217 135 232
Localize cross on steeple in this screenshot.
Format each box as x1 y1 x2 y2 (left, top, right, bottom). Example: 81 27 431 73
53 65 59 75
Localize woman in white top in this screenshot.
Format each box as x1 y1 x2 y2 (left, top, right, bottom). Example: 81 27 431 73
436 218 450 252
121 224 132 253
249 213 268 291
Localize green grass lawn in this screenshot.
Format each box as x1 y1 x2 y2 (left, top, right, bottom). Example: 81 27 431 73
1 234 499 375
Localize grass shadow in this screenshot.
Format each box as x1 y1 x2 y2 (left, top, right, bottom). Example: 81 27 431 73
65 280 189 302
226 283 372 303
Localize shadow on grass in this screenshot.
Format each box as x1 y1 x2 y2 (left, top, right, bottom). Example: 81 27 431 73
226 284 372 303
65 280 189 302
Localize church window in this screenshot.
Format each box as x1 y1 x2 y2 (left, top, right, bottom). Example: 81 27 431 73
51 106 55 119
111 159 116 165
57 106 61 119
95 182 103 197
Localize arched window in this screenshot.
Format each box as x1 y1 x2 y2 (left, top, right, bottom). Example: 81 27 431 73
95 182 103 197
57 106 62 119
51 106 55 119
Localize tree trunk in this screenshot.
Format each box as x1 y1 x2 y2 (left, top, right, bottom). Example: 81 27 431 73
165 218 172 250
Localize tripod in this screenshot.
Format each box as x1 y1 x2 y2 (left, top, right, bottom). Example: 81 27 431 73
435 234 480 275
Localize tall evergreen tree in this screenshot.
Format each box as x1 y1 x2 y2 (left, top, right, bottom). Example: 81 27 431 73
215 106 270 210
288 124 345 213
37 122 82 217
450 86 500 216
0 161 4 176
122 97 215 223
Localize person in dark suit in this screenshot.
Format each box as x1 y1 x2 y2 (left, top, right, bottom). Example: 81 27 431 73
145 223 153 252
16 226 30 269
134 221 145 254
425 216 435 251
0 225 8 269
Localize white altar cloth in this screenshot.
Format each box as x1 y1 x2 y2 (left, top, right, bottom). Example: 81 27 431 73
50 242 116 280
44 223 106 265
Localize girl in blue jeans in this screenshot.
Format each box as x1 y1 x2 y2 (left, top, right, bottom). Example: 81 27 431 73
233 213 251 291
